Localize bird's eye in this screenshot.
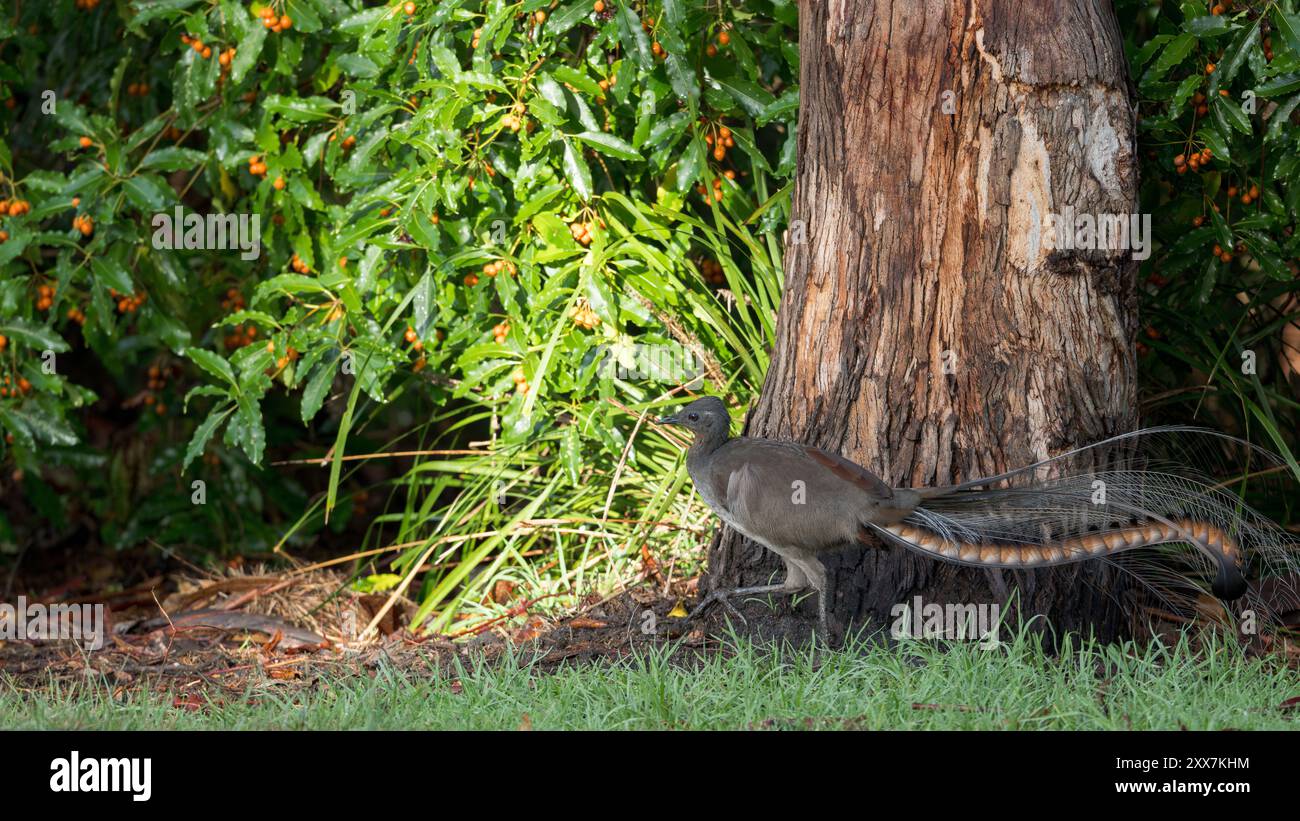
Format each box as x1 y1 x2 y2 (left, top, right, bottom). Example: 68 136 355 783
687 413 699 422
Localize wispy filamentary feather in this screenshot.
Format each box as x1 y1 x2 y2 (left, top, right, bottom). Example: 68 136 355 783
869 426 1300 623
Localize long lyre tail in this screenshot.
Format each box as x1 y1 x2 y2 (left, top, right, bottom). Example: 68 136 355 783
857 427 1300 610
865 518 1246 599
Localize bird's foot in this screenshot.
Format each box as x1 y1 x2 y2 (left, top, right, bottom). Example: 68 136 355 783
687 588 748 625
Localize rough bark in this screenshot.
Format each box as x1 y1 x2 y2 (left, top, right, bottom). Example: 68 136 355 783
705 0 1140 643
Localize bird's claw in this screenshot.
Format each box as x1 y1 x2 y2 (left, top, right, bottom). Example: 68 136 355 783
687 589 747 625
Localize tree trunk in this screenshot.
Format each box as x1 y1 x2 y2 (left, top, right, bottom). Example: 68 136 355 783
705 0 1140 644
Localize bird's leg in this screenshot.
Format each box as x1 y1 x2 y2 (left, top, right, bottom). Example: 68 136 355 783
793 557 831 646
816 588 830 646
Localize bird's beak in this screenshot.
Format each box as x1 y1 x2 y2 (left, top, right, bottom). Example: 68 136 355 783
657 415 679 426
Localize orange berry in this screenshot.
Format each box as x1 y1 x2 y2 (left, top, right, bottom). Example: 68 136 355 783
279 15 292 29
79 136 93 148
718 31 730 46
273 176 285 190
404 1 416 13
534 10 546 23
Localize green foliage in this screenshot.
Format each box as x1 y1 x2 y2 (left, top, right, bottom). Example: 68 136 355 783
1121 0 1300 486
0 0 796 623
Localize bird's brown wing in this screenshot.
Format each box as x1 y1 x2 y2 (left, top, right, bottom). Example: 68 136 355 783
798 445 895 499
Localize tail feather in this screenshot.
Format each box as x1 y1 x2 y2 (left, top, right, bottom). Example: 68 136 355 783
867 427 1299 618
869 517 1247 599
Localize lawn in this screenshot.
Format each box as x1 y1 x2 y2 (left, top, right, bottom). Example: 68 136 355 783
3 627 1295 730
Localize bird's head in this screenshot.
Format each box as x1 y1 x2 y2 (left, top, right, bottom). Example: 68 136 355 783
657 396 730 441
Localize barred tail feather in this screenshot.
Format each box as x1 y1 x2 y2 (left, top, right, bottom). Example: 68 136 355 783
869 517 1247 599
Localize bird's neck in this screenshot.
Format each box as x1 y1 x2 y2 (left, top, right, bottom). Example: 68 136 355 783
688 428 729 459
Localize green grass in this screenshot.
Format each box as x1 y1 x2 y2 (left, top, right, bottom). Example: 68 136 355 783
3 627 1296 730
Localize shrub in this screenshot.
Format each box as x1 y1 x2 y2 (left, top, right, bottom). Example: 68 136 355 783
0 0 797 628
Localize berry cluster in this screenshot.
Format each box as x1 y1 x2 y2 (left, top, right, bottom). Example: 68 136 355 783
269 343 299 371
257 6 293 32
224 324 258 350
706 29 731 57
247 154 268 178
696 172 734 205
330 132 358 151
180 33 214 60
2 198 32 216
570 299 600 330
569 219 601 246
482 259 516 278
1173 147 1212 175
110 288 147 313
290 252 311 273
143 364 180 415
512 367 531 395
35 283 56 312
220 286 246 312
0 374 32 399
698 258 725 286
705 124 734 162
403 325 430 371
491 321 510 343
1226 182 1261 207
126 82 151 97
73 214 94 236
